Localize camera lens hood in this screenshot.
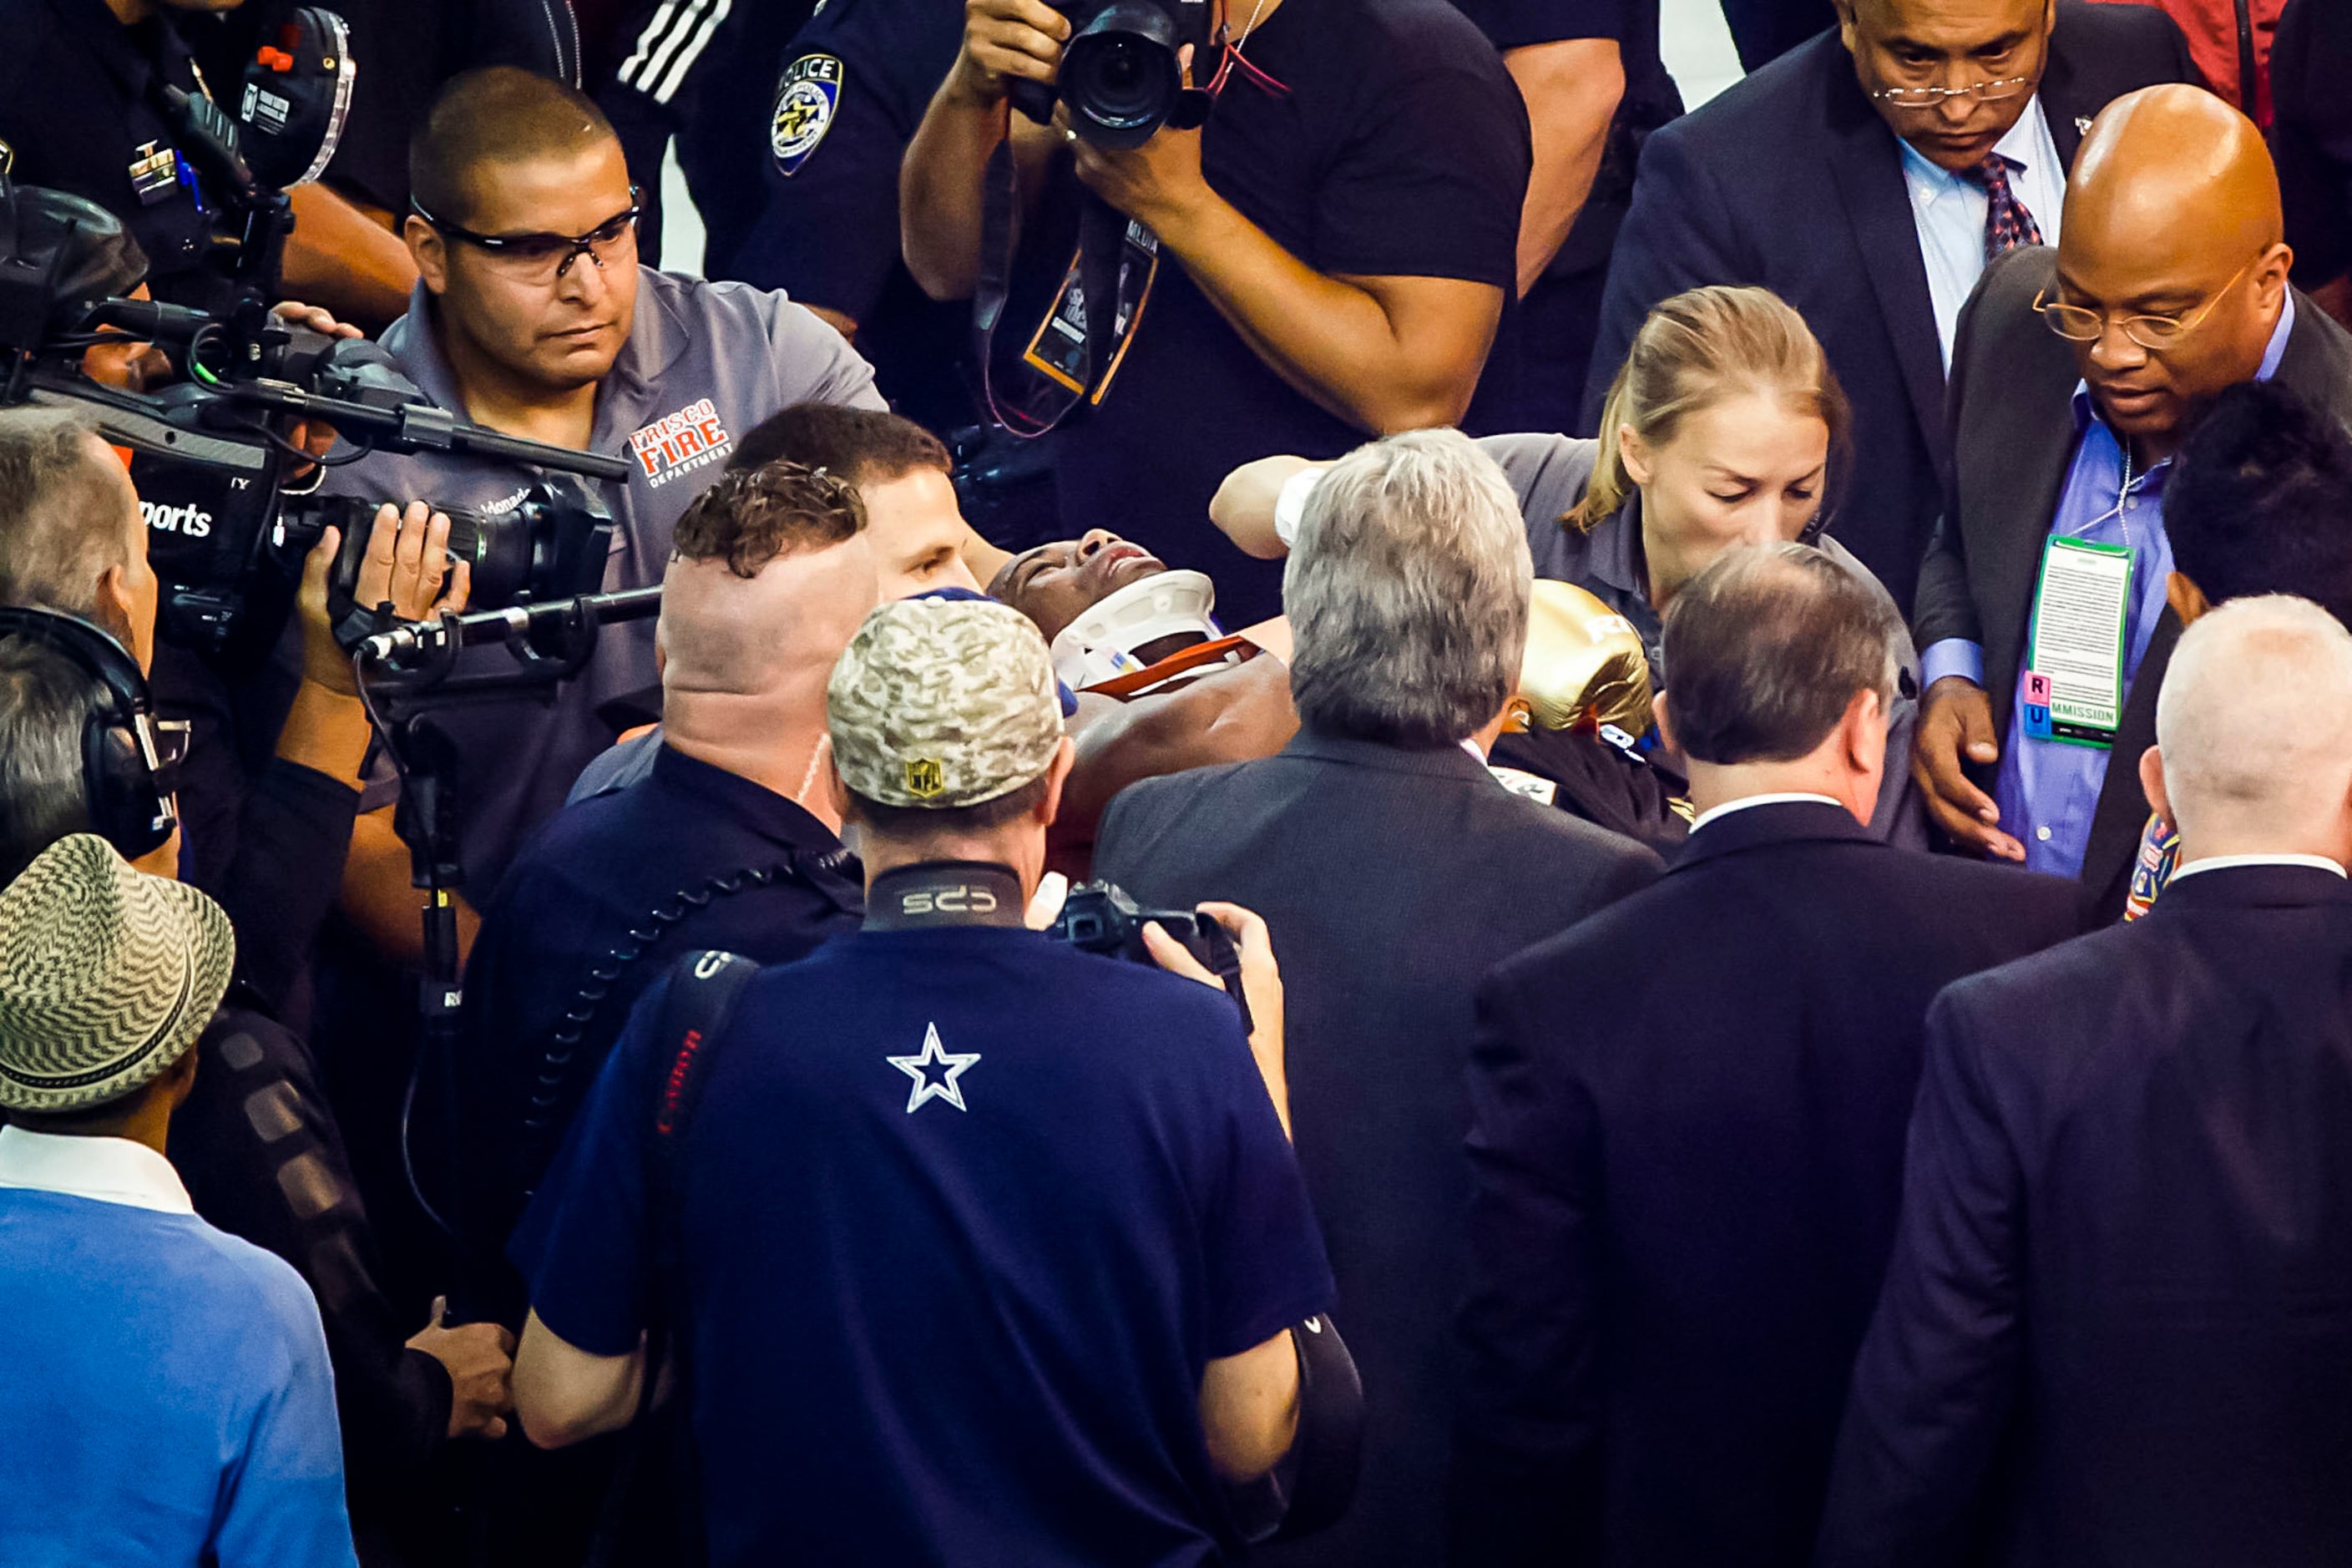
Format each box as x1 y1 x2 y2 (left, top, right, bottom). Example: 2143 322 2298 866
1063 1 1185 150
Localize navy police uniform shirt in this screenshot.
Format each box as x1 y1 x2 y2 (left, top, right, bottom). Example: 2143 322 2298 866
454 743 863 1322
0 0 235 308
518 923 1333 1565
1015 0 1529 626
727 0 970 432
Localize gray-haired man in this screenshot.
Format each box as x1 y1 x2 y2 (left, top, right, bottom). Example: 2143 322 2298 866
1454 543 2076 1567
1092 426 1663 1568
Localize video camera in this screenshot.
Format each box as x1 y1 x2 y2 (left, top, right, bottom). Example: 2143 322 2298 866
1007 0 1211 149
1049 881 1252 1034
0 9 629 672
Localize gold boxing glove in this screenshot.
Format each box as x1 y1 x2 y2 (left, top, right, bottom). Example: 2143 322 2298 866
1514 579 1652 735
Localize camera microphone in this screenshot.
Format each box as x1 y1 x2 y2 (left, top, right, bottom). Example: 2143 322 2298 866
359 585 665 667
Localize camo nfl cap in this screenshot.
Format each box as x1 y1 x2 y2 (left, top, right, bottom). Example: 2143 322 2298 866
0 833 233 1113
828 596 1065 808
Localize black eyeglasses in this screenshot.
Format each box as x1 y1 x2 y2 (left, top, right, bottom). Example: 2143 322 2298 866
411 187 642 284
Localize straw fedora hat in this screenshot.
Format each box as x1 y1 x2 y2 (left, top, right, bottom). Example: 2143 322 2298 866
0 834 233 1114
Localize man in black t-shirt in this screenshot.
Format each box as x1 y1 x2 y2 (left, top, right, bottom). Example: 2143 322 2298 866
1452 0 1682 437
903 0 1530 625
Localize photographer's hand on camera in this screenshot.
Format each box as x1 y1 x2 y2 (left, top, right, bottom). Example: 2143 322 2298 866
944 0 1072 109
1060 80 1210 237
1145 901 1291 1139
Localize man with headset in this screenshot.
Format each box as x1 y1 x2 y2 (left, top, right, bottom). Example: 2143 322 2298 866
0 404 508 1560
0 611 518 1564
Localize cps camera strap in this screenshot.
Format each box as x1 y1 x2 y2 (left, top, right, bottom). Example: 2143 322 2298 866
972 139 1156 439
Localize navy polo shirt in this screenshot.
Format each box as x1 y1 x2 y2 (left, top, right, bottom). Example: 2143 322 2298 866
518 925 1334 1565
453 743 863 1321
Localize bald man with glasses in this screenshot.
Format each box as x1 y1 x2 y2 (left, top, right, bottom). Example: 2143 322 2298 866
1909 83 2352 922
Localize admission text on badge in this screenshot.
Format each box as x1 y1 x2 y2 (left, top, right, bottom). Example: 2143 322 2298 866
2024 535 2132 747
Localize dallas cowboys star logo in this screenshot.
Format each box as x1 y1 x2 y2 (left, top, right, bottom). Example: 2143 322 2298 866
888 1023 982 1114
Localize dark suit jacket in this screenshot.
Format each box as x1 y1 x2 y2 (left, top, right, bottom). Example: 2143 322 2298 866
1911 249 2352 921
1586 3 2191 612
1449 801 2076 1568
1819 863 2352 1568
1092 729 1662 1568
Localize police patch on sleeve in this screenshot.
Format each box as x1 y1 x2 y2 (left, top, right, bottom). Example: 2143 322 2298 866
770 53 844 177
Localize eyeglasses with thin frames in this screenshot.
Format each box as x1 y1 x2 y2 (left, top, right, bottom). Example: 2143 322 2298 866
2033 258 2256 352
410 187 643 285
1868 74 2034 109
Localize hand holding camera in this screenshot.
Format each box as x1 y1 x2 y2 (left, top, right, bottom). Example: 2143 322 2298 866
946 0 1075 111
1145 898 1291 1139
297 503 473 697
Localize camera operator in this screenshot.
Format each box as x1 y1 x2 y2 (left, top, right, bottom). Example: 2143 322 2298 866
902 0 1531 626
0 404 461 1016
0 621 516 1565
323 65 887 933
0 0 420 323
511 594 1335 1564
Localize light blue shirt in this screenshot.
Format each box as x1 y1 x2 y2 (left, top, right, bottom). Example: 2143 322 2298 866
1921 295 2297 878
0 1129 358 1568
1899 98 2067 370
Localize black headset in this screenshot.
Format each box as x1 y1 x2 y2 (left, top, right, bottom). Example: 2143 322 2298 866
0 607 180 859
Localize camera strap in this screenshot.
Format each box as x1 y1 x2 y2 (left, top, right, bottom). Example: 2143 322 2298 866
865 861 1026 930
973 140 1157 439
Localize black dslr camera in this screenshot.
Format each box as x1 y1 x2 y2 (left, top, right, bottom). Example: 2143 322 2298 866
1050 881 1252 1033
1007 0 1212 149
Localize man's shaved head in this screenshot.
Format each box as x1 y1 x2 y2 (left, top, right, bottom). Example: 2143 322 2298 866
656 466 881 810
2151 595 2352 857
409 68 618 230
2054 85 2294 457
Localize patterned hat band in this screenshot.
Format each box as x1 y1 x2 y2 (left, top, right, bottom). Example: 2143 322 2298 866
0 835 234 1114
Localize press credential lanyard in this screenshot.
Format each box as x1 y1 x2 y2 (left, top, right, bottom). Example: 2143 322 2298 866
2022 448 2154 748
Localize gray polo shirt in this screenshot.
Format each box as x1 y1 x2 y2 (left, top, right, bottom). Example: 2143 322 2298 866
327 267 884 892
1478 432 1925 846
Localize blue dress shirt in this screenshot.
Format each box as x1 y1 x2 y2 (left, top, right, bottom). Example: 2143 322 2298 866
1920 296 2297 876
1900 97 2067 370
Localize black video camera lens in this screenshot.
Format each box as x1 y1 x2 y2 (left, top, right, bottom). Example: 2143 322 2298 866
1062 2 1185 149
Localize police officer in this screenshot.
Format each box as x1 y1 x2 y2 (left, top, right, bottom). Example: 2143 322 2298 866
903 0 1533 627
1455 0 1684 437
321 65 884 917
510 594 1343 1562
0 0 417 321
726 0 974 434
594 0 820 272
